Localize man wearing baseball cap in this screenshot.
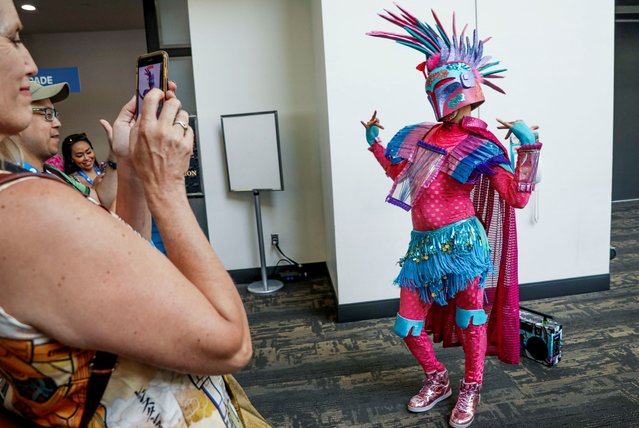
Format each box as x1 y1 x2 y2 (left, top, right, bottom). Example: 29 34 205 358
13 80 69 173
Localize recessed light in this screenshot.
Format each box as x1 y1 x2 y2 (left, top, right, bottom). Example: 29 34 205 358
21 4 37 11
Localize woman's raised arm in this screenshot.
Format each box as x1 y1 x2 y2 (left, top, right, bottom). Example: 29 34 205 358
0 89 252 375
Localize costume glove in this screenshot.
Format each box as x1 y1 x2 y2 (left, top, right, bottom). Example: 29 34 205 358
509 122 537 145
365 125 379 146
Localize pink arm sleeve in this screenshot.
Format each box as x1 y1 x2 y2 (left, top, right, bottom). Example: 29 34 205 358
488 166 532 209
368 141 406 180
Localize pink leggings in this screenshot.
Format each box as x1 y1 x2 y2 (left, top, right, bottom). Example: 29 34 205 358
399 278 487 384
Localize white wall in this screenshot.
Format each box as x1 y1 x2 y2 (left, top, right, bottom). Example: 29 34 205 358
477 1 614 282
316 0 614 305
188 0 326 271
22 30 147 161
311 0 338 291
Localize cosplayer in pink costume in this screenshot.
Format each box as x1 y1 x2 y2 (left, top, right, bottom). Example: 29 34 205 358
362 6 542 428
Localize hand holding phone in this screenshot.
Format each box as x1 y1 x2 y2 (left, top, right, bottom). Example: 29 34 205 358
131 87 194 195
136 50 168 117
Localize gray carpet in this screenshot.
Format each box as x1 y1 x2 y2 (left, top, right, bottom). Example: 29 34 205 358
234 200 639 427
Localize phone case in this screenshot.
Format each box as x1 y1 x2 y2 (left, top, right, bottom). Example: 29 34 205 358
136 50 168 116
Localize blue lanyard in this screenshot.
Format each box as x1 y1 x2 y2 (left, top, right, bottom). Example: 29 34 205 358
77 166 101 185
21 161 40 173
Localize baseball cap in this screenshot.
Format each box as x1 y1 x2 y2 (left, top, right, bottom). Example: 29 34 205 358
29 81 70 103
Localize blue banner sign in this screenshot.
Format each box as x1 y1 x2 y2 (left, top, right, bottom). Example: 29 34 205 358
30 67 81 92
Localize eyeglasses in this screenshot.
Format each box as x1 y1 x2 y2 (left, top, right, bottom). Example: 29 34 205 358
32 107 60 122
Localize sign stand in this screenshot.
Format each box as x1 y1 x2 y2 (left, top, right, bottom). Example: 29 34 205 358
220 111 285 296
247 190 284 294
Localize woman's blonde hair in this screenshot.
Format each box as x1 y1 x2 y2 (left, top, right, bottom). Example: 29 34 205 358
0 137 24 168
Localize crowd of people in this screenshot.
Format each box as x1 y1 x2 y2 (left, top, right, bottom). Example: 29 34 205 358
4 80 118 208
0 0 266 426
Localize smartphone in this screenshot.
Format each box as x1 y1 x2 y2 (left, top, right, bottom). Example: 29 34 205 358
135 50 168 117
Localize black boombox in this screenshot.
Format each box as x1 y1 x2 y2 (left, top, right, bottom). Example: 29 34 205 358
519 306 562 367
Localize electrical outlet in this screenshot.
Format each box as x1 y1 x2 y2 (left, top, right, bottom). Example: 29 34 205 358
271 234 279 246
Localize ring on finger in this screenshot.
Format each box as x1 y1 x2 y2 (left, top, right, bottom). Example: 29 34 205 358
174 120 189 130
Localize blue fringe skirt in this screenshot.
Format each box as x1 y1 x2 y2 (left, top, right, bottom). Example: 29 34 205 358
394 216 493 306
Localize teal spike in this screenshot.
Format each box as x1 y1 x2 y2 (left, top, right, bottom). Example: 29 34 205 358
478 61 500 71
404 27 438 54
482 68 507 76
416 21 442 49
395 40 432 56
435 23 451 48
430 9 451 48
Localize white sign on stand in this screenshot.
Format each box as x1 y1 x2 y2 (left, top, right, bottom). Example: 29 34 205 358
221 111 284 295
221 111 283 192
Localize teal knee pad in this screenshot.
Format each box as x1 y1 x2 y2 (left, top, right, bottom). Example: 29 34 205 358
394 313 424 338
456 308 488 329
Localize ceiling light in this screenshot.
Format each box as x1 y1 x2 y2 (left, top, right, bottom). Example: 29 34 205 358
21 4 37 11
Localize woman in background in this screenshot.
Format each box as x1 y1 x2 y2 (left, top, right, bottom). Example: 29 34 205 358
62 132 106 188
60 132 118 208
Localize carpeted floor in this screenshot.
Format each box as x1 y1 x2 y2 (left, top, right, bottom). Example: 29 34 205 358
234 201 639 428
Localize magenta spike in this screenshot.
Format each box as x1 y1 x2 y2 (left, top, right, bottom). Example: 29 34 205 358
366 31 414 41
430 9 450 43
483 74 505 79
460 24 468 40
384 9 413 27
379 10 410 28
452 12 457 39
381 9 412 27
482 36 493 44
394 3 421 25
410 26 441 50
384 8 411 25
482 79 506 94
367 31 418 44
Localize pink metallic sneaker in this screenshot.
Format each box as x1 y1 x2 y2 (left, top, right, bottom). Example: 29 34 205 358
449 380 481 428
407 369 452 413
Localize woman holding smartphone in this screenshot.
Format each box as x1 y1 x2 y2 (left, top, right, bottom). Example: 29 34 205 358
0 1 266 426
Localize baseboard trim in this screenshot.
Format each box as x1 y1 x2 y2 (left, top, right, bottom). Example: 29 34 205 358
337 274 610 323
338 299 399 323
229 262 329 285
518 273 610 301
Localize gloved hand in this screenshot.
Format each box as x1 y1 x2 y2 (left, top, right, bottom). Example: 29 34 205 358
497 119 540 171
360 110 384 146
509 121 537 145
365 125 379 146
497 118 539 145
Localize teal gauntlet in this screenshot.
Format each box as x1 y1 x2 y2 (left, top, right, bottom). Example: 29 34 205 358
510 122 536 146
365 125 379 146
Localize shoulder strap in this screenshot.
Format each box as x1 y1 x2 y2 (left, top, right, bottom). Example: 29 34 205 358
0 172 32 186
80 351 118 428
0 171 61 187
